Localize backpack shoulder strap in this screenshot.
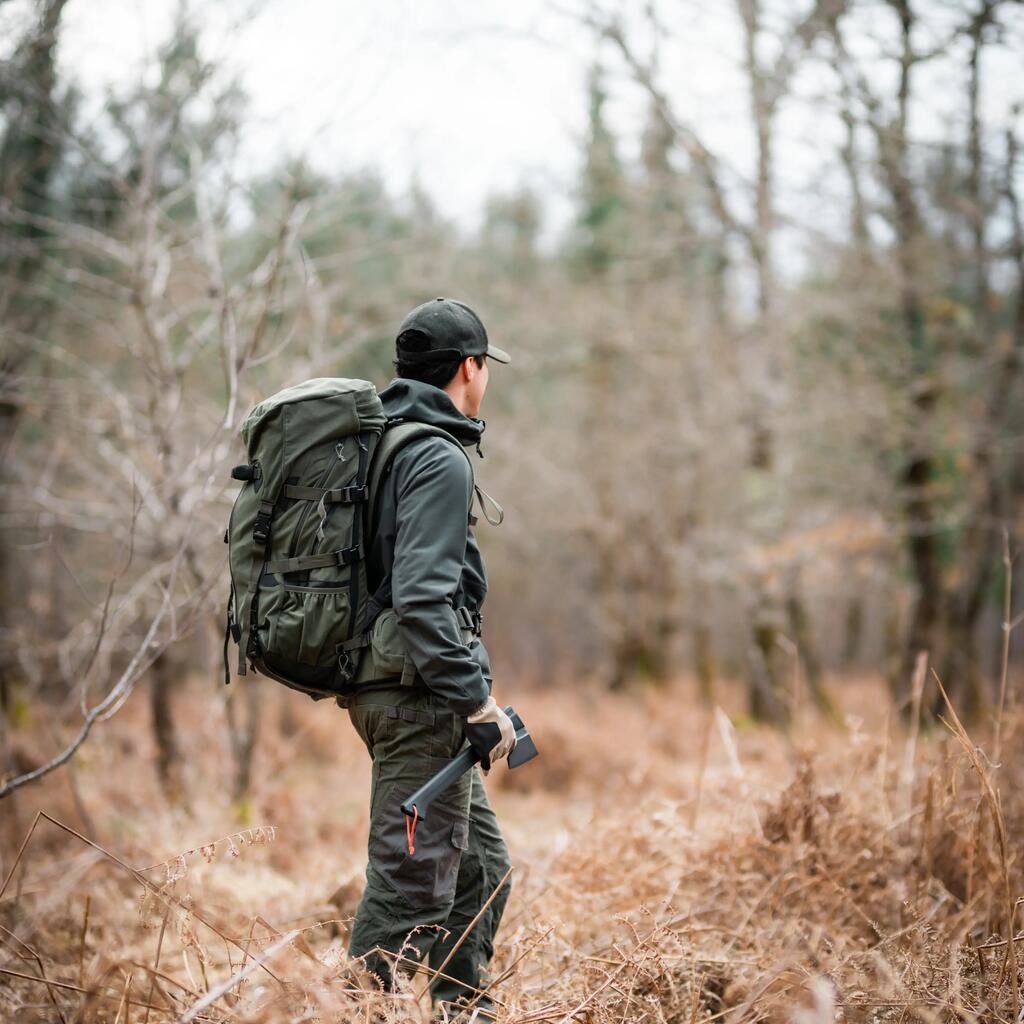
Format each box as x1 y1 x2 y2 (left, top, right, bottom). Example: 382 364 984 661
367 420 475 529
363 420 477 636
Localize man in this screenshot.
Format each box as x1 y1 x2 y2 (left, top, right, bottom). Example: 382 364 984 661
345 297 517 1020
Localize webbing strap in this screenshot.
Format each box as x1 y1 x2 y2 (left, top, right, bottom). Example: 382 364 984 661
400 656 417 687
341 632 371 653
386 706 436 726
240 497 275 675
283 483 367 504
473 484 504 526
222 617 232 686
266 543 364 575
223 583 241 685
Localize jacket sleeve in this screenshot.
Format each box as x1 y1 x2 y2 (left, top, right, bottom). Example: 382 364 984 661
390 438 490 715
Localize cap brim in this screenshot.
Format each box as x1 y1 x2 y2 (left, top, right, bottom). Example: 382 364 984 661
486 345 511 365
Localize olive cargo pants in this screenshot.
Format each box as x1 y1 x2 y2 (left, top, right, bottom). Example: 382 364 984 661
347 686 512 1014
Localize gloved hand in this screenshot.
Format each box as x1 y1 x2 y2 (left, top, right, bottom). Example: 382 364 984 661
465 696 517 773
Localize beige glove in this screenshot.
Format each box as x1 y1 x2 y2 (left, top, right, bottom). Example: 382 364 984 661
465 696 517 773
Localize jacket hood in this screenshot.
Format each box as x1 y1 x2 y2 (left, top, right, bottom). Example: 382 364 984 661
379 378 485 449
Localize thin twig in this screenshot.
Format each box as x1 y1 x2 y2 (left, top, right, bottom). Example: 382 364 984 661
993 530 1014 763
0 922 68 1024
177 929 299 1024
114 970 134 1024
422 864 514 994
366 947 508 1009
462 926 556 1014
935 671 1019 1021
143 903 171 1024
0 967 182 1016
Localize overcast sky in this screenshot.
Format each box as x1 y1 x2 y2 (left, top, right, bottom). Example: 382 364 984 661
11 0 1024 250
54 0 592 234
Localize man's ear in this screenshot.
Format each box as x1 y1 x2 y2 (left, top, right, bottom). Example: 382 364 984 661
461 355 478 382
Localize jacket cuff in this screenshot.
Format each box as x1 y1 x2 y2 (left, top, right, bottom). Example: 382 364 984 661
466 695 495 721
450 681 491 718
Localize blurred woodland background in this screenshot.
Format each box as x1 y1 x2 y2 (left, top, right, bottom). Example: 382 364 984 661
3 0 1024 799
3 2 1024 1022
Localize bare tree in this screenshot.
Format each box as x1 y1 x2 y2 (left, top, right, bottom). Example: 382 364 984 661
0 14 317 802
0 0 71 720
569 0 840 719
829 0 1024 716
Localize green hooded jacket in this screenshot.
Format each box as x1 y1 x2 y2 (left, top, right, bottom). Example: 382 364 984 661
363 378 492 715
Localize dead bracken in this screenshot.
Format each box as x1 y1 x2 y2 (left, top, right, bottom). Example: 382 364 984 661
0 678 1020 1023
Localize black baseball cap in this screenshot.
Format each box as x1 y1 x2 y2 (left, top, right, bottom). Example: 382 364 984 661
396 297 511 365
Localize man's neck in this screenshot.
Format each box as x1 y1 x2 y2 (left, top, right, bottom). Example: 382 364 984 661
444 383 471 417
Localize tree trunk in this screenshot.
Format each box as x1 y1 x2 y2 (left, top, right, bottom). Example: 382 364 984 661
737 0 776 317
842 592 864 668
966 3 993 316
885 1 944 703
884 592 905 702
838 88 870 258
748 625 789 726
901 428 942 694
930 1 1015 716
150 652 183 800
746 584 790 726
225 677 261 803
693 615 716 706
786 584 837 720
937 614 988 723
0 0 70 716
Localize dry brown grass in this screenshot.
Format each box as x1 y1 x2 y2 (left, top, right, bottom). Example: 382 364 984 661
1 675 1020 1023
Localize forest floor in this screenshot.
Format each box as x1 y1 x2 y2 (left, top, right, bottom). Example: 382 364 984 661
1 673 1021 1023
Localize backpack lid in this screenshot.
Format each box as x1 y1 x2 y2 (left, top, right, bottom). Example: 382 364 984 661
241 378 386 459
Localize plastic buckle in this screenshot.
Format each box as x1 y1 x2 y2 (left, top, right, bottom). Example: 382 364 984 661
456 607 483 636
253 512 272 545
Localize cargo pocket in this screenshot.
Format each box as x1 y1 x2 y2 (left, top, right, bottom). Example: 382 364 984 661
450 818 469 852
262 585 351 668
370 788 468 910
369 608 409 677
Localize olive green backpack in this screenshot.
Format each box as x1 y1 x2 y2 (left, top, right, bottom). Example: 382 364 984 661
223 377 471 701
